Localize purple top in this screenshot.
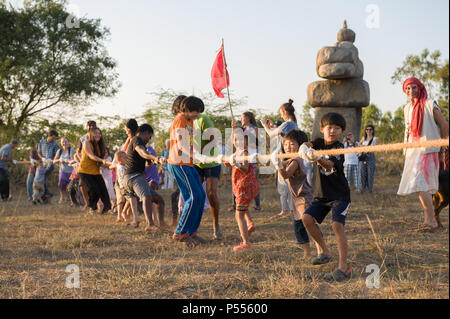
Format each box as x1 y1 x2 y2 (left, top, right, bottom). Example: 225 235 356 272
145 146 160 185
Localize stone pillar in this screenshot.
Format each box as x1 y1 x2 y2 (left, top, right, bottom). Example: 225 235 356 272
307 21 370 141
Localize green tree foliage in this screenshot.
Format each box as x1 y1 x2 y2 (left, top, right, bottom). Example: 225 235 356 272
12 114 127 160
392 49 449 121
0 0 120 141
142 88 247 153
299 103 313 138
359 104 404 143
360 104 382 138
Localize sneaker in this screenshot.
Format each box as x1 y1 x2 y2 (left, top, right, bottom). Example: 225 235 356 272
311 253 333 265
233 242 251 252
324 267 352 282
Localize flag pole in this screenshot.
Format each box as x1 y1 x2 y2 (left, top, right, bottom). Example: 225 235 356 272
221 38 234 120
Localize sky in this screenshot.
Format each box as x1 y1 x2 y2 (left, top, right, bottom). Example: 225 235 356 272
15 0 450 120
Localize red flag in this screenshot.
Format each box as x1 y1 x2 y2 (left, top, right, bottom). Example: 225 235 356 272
211 44 230 98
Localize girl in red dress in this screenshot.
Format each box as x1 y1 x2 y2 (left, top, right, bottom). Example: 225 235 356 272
229 129 259 251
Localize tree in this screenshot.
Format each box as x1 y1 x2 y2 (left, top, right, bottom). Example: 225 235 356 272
0 0 120 141
142 88 247 152
360 104 382 138
299 103 313 137
392 49 449 121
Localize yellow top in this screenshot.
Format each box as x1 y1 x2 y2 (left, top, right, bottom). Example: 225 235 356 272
78 142 101 175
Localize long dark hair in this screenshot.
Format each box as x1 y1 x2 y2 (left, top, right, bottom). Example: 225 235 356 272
281 99 297 124
242 111 257 127
363 124 375 141
88 128 106 158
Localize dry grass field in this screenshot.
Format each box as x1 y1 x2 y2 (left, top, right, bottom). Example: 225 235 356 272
0 154 448 299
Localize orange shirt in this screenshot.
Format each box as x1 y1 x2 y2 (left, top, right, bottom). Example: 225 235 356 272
168 114 194 166
78 143 101 175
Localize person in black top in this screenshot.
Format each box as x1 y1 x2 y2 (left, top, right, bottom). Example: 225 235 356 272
299 112 351 282
123 124 167 231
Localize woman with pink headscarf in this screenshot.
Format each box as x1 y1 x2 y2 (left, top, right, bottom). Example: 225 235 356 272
398 77 449 232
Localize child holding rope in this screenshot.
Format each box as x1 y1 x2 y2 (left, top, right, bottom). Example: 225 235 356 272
229 128 258 252
167 96 206 246
274 129 321 259
299 112 351 282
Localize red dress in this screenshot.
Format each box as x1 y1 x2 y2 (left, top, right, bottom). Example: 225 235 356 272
232 163 259 210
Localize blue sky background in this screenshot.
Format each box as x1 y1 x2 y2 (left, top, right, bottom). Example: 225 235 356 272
21 0 450 119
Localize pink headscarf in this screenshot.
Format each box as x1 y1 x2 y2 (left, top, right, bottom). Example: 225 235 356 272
402 77 428 140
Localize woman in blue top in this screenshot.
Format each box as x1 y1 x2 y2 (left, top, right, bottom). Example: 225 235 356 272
261 99 299 219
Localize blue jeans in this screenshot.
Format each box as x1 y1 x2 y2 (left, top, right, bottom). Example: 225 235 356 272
168 164 206 236
359 154 376 193
27 172 35 199
44 164 55 195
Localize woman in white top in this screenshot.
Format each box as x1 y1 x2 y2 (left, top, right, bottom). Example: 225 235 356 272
261 99 299 219
358 124 379 194
397 77 449 232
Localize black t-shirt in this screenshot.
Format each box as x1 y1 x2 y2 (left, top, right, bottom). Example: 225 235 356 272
311 138 350 201
125 136 147 175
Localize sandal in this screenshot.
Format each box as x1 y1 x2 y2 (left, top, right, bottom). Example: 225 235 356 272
253 206 262 212
247 222 256 235
213 229 224 240
324 267 352 282
233 242 251 252
311 253 333 265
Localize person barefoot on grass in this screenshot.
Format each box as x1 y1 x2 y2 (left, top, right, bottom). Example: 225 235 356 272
122 124 165 232
228 129 258 252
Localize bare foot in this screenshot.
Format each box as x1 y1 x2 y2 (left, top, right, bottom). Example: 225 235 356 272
131 221 140 228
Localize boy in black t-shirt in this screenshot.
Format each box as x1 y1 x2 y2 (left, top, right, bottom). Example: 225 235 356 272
299 112 351 282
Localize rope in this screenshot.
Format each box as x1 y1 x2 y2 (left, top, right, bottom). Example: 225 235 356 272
11 138 449 165
215 138 449 163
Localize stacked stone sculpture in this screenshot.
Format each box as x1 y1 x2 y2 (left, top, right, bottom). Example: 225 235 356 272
307 21 370 140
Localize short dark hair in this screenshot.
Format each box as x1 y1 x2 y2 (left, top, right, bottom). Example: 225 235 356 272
87 120 97 128
48 130 59 137
180 96 204 113
138 124 154 135
320 112 346 131
284 129 308 146
172 95 187 115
